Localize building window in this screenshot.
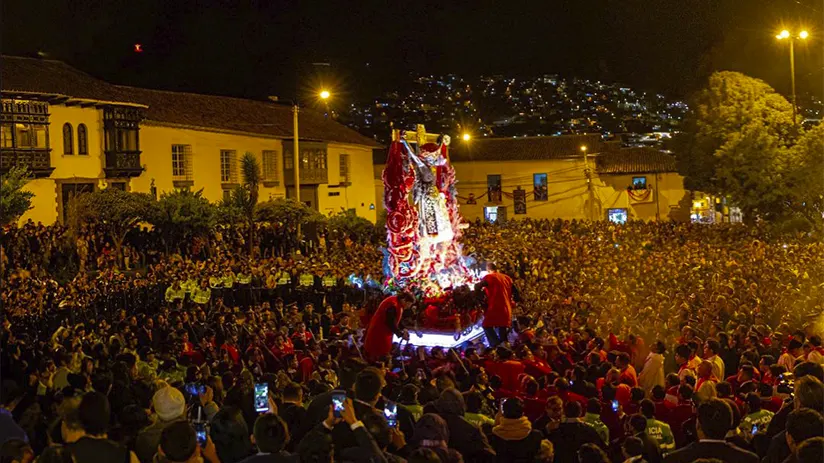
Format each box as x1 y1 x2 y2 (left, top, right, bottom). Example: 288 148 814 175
222 189 232 202
62 123 74 154
533 173 548 201
16 123 48 149
339 153 350 184
487 174 502 202
103 107 142 153
631 176 647 190
262 150 279 185
77 124 88 155
172 144 193 178
1 125 12 148
220 150 237 183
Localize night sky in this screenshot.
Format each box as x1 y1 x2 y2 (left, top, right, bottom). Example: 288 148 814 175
3 0 823 104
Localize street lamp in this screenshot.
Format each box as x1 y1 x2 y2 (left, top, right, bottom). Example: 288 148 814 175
462 133 471 141
776 28 809 126
292 90 333 204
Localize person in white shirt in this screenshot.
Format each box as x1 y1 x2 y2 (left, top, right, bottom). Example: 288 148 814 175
703 339 725 381
639 341 667 392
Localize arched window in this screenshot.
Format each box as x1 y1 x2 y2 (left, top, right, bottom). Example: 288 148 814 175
77 124 88 155
63 123 73 154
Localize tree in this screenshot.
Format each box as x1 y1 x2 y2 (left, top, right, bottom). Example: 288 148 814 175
72 188 153 267
149 189 216 254
255 198 325 227
327 209 377 244
784 122 824 230
0 166 35 225
672 71 797 221
225 152 261 256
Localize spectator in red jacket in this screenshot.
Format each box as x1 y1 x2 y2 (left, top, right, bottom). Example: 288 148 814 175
617 352 638 387
668 384 696 447
485 346 526 392
651 385 675 422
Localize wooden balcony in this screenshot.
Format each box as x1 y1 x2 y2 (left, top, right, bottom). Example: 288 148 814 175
0 149 54 177
104 151 144 178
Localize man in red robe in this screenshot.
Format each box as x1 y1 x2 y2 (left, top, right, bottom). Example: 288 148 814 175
477 263 519 347
363 292 414 361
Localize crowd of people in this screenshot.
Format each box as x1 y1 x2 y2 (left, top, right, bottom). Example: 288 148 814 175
1 217 823 463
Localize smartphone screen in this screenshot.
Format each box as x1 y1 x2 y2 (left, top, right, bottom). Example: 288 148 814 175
611 400 619 412
254 383 269 413
332 392 346 418
194 422 207 446
751 424 759 435
185 382 200 396
384 401 398 428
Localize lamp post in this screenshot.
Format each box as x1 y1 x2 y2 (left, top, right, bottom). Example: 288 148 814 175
292 90 332 204
776 29 809 127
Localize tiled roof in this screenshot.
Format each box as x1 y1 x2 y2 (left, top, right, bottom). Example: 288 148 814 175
374 134 604 164
1 56 379 147
595 147 677 174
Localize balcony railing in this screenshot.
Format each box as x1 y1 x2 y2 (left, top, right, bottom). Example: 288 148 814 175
0 149 54 177
104 151 143 178
283 167 329 185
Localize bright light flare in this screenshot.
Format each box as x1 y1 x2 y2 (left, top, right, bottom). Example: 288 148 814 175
799 30 809 39
462 133 471 141
777 30 791 39
319 90 331 100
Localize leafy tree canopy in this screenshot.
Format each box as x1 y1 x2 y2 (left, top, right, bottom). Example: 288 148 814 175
0 166 34 226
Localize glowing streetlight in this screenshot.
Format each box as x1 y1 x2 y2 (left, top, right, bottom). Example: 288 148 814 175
775 28 810 126
462 133 471 141
580 145 587 153
319 90 331 100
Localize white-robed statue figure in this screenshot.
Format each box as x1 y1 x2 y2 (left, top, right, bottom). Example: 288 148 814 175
407 136 455 245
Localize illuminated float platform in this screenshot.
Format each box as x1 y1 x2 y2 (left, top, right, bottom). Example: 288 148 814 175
393 321 486 348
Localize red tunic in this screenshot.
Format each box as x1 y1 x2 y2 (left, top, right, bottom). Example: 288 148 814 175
482 272 514 328
363 296 403 361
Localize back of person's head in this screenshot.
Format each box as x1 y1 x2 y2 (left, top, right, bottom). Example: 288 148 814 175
0 381 22 408
153 386 186 422
630 387 645 403
297 429 333 463
587 398 601 415
361 410 392 450
675 344 691 360
0 439 32 463
796 376 824 412
159 421 198 463
464 391 484 414
651 385 666 401
745 393 761 413
78 391 110 436
640 399 655 419
577 443 610 463
494 394 521 420
622 436 645 459
210 407 251 463
601 384 616 402
399 384 420 405
629 414 647 434
339 357 368 390
282 382 302 402
716 381 732 398
794 362 824 382
411 414 450 446
435 388 466 416
758 382 774 398
797 437 824 463
696 399 733 440
564 400 582 419
678 384 694 401
253 414 289 454
786 409 824 446
554 377 570 392
665 373 680 389
354 367 383 403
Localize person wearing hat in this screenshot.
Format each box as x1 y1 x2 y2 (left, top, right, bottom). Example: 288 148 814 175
135 386 186 463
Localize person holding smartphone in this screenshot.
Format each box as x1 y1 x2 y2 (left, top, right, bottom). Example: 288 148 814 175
363 292 414 361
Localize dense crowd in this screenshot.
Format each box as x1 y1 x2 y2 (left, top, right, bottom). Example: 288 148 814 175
1 217 823 463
